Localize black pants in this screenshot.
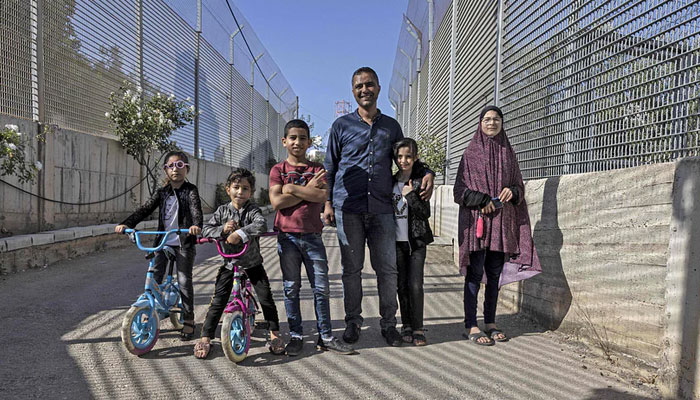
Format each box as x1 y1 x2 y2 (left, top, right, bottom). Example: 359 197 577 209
463 250 505 328
152 246 196 321
201 263 280 339
396 242 426 331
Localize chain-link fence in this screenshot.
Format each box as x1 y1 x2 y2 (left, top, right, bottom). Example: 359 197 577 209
390 0 700 182
0 0 296 174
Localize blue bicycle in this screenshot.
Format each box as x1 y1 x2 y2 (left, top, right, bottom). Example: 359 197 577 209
120 228 190 355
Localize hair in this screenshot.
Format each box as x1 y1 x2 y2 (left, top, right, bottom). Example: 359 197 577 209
284 119 310 138
479 105 504 121
351 67 379 86
226 167 255 190
393 137 419 160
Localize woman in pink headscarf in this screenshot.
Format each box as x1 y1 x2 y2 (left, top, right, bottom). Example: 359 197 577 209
453 105 541 346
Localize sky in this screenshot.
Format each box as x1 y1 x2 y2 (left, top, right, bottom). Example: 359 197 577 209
232 0 408 141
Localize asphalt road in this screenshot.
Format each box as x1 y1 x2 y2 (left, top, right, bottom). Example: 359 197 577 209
0 227 659 399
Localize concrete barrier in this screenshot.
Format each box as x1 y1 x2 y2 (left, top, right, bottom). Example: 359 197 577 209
429 159 700 399
0 115 272 236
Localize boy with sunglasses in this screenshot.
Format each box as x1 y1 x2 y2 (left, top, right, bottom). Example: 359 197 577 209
115 150 203 340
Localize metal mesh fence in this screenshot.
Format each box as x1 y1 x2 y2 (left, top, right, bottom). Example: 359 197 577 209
390 0 700 182
0 0 297 174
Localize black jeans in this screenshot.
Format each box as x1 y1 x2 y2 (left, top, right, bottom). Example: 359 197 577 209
463 250 505 328
152 246 196 321
201 263 280 339
396 242 426 331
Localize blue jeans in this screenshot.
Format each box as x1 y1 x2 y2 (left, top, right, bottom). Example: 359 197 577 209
277 232 332 338
335 211 398 331
464 250 505 328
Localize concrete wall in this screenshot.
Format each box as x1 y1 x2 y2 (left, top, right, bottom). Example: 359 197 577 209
0 116 270 236
430 160 700 399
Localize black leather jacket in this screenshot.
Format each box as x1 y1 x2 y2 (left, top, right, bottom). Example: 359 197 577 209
393 161 434 250
121 181 203 248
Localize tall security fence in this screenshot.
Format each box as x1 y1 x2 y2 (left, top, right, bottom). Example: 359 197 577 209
0 0 296 174
390 0 700 182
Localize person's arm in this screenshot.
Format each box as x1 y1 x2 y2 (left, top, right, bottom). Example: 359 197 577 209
453 153 491 210
405 184 431 220
282 170 328 204
323 123 341 225
270 184 303 210
202 206 226 238
268 164 303 210
187 185 203 235
235 206 268 243
120 190 160 228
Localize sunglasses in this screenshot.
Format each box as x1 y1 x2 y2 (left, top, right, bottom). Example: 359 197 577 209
164 160 189 170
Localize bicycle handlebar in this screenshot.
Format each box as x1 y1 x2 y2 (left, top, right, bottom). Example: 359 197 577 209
196 231 278 259
123 228 190 252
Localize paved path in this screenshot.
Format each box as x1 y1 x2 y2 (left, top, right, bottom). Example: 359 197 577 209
0 228 659 399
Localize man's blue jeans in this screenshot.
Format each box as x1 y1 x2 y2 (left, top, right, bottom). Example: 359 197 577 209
335 211 398 331
277 232 332 338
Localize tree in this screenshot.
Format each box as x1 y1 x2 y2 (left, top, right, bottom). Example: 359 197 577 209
106 82 196 194
0 124 43 184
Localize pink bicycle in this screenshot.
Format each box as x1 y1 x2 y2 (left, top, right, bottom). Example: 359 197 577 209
196 232 276 362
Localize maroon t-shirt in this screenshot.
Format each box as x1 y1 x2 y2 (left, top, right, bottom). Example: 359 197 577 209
269 160 324 233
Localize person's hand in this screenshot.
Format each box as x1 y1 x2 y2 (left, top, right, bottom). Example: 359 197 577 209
222 220 236 234
419 173 435 201
499 187 513 203
115 224 127 234
189 226 201 236
308 170 327 189
323 201 335 226
402 181 413 197
481 201 496 215
226 232 241 245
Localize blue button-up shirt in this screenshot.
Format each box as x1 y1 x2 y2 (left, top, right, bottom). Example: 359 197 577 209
324 109 404 214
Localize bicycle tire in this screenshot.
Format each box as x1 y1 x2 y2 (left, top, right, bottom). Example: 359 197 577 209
121 305 160 355
221 310 250 363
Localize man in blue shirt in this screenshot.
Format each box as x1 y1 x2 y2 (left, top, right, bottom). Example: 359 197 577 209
324 67 434 346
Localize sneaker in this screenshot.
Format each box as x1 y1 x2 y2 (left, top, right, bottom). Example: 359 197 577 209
317 336 355 355
342 322 361 344
285 336 303 356
381 327 403 347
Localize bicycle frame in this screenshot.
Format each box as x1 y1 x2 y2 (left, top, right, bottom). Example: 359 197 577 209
197 232 278 315
125 228 190 320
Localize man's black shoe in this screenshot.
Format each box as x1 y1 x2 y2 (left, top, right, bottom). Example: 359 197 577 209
381 327 403 347
285 336 303 356
317 336 356 355
342 322 361 343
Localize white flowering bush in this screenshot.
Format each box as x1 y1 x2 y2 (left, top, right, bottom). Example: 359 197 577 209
106 82 195 193
0 124 42 183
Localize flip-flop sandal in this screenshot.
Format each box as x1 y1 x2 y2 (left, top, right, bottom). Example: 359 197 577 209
485 328 508 342
194 341 211 359
180 321 196 341
400 328 413 344
463 331 495 346
412 332 427 346
268 337 285 355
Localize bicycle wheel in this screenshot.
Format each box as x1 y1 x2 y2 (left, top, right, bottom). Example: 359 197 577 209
168 297 185 330
221 310 250 363
121 305 160 355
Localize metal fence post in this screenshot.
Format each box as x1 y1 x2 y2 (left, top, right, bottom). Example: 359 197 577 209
31 0 46 231
229 26 242 167
425 0 434 136
194 0 202 159
250 53 263 170
445 0 458 183
494 0 504 106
